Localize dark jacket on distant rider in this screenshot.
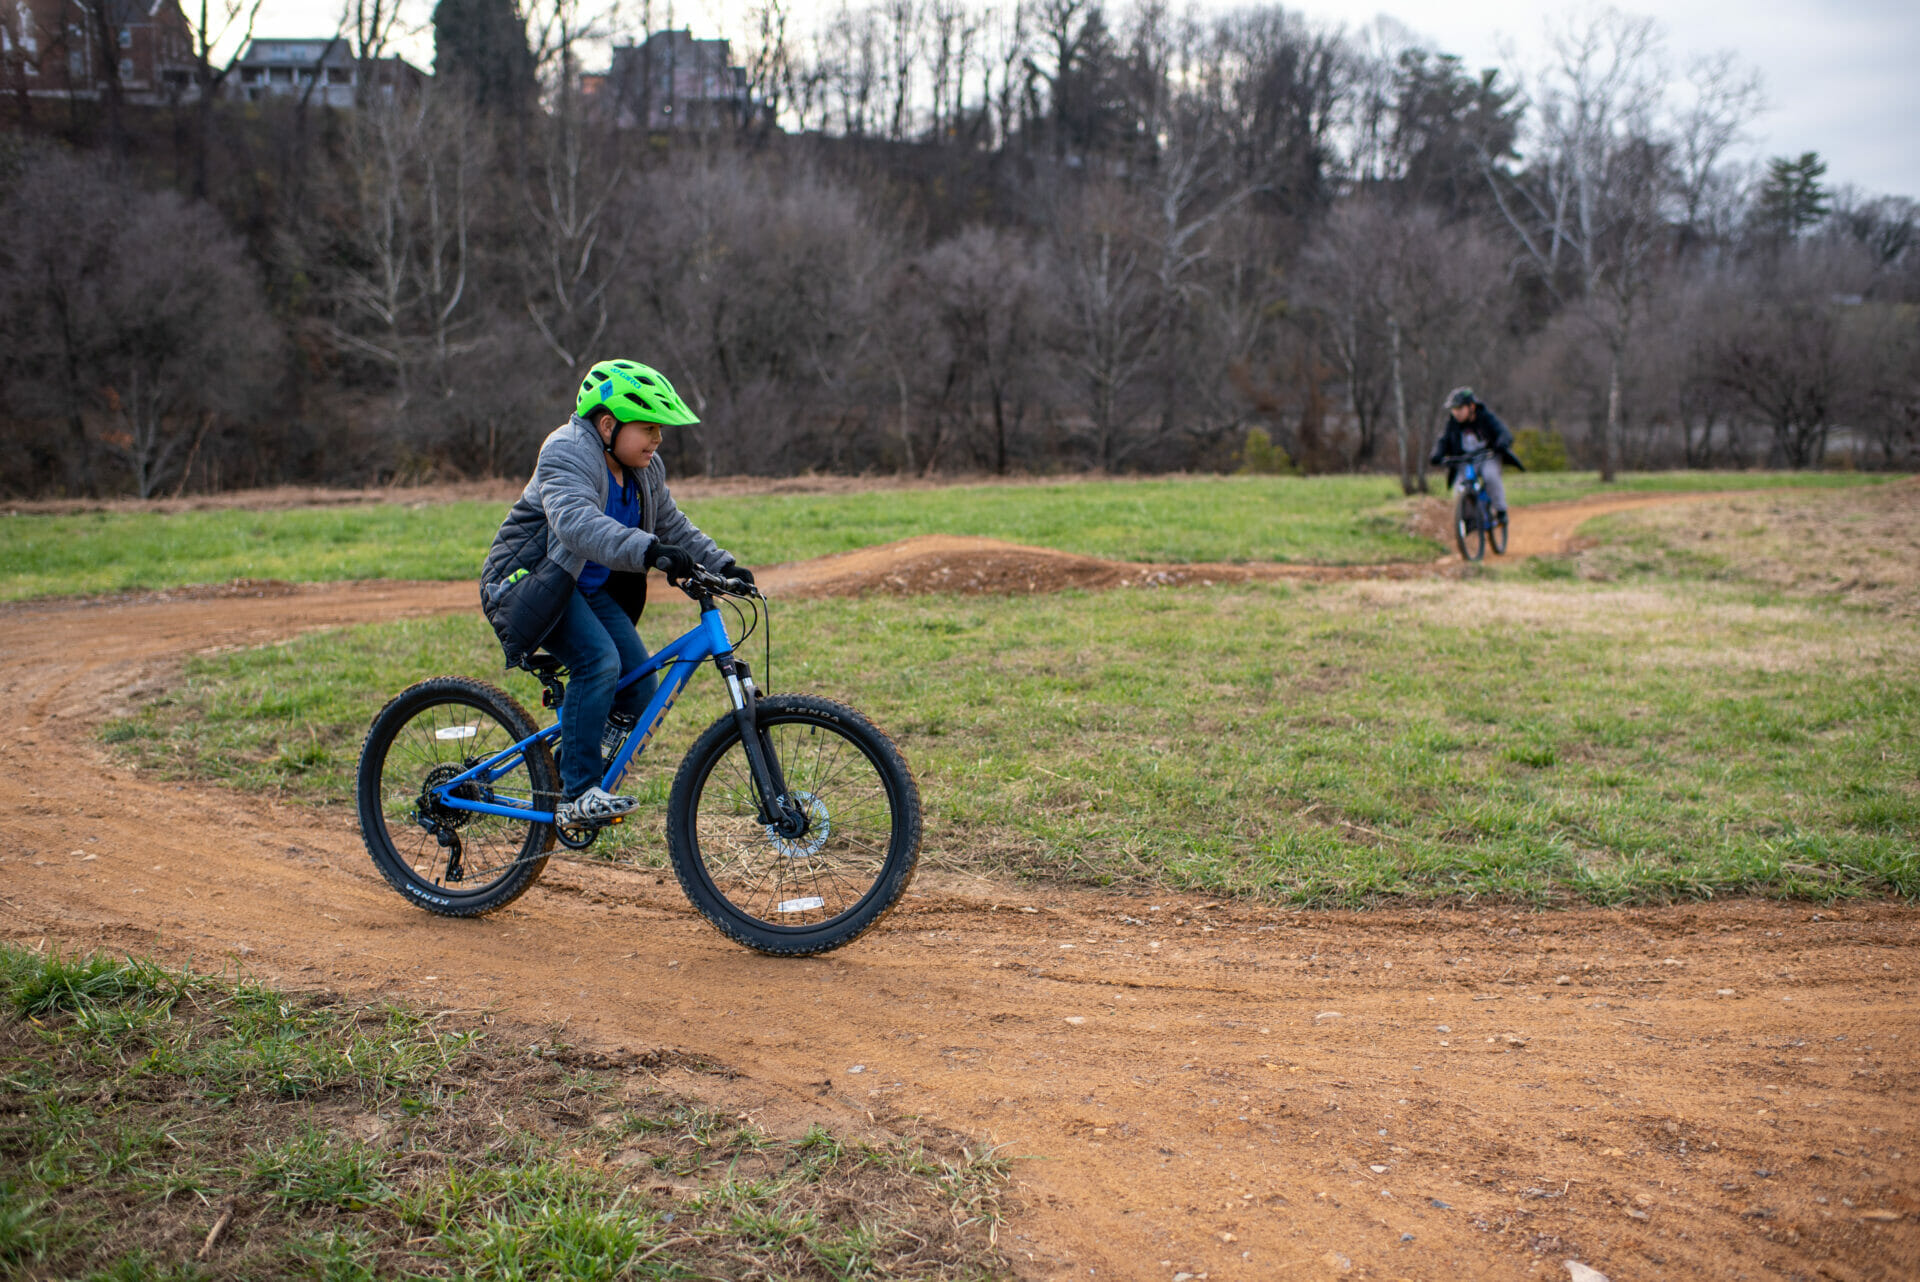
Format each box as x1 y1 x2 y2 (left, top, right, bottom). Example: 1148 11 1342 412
1430 400 1525 488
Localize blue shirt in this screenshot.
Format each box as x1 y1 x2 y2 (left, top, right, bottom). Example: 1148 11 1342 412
574 467 641 592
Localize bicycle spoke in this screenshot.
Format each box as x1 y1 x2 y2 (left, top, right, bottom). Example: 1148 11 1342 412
688 719 893 927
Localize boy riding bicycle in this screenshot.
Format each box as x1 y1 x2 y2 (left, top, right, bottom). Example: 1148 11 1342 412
480 360 751 829
1430 387 1523 521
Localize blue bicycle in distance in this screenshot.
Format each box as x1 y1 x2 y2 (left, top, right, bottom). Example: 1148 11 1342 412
1441 447 1508 562
354 563 921 955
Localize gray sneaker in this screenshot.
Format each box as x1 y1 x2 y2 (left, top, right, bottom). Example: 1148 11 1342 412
555 786 637 826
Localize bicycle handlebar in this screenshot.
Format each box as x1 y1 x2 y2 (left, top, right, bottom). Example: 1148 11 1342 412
1438 448 1492 465
673 563 763 601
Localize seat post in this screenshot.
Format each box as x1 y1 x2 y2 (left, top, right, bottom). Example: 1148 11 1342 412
519 654 568 709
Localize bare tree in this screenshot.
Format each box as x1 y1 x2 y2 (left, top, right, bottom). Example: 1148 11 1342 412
0 148 277 497
1672 50 1765 248
984 1 1031 148
1711 243 1873 468
328 89 426 392
0 148 120 494
520 0 624 372
917 226 1048 472
180 0 265 197
1295 204 1393 474
1195 7 1345 209
418 92 482 397
627 152 891 474
881 0 919 139
1301 199 1510 490
1484 7 1669 481
1050 183 1161 470
819 3 881 135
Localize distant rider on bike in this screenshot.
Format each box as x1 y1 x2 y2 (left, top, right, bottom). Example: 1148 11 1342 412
479 360 751 829
1430 387 1523 523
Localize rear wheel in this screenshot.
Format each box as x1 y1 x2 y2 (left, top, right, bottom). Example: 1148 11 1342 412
1455 493 1485 562
667 694 920 955
356 676 557 916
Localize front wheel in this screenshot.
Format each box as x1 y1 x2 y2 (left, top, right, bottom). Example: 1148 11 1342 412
667 694 921 955
356 676 558 917
1489 503 1509 555
1455 493 1486 562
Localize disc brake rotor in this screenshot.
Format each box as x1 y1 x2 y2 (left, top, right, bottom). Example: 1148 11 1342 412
766 790 831 858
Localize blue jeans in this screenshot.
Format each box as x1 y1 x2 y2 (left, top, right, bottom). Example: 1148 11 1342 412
542 586 657 798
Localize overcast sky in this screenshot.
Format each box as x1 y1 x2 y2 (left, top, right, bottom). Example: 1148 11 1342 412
251 0 1919 198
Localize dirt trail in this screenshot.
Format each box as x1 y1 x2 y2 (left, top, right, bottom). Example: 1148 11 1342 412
3 490 1916 1282
752 489 1716 596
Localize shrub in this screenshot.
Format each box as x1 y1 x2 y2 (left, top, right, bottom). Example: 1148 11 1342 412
1236 427 1298 475
1511 427 1569 471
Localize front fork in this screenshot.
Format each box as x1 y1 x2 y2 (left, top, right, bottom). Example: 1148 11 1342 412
718 656 804 837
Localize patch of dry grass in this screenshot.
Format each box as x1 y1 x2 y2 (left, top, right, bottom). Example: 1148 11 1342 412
1572 479 1920 616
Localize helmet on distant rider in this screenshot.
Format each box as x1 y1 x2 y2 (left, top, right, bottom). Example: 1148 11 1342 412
576 360 701 429
1445 387 1476 410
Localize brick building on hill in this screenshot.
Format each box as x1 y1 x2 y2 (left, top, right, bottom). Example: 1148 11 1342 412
1 0 194 106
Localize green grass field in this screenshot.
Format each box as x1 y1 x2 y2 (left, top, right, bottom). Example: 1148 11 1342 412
105 483 1919 907
3 471 1892 602
0 945 1009 1279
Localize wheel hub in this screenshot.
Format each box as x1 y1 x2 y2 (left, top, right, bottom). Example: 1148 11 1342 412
419 762 483 830
766 790 831 858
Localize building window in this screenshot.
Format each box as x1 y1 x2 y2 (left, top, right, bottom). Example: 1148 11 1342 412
326 66 350 84
119 56 132 78
270 66 291 83
69 49 84 76
241 67 262 84
118 26 130 48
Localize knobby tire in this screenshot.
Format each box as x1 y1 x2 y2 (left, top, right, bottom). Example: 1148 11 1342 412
356 676 558 917
1455 493 1486 562
667 694 921 955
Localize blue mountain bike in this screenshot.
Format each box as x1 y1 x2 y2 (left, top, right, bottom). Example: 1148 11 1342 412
1443 448 1508 561
354 564 921 955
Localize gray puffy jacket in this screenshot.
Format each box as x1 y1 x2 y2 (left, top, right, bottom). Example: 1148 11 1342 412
480 415 727 665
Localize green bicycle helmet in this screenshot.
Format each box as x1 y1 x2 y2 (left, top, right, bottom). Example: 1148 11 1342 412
575 360 701 428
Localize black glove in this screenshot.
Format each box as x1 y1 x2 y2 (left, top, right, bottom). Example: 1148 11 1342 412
644 540 696 581
720 560 755 586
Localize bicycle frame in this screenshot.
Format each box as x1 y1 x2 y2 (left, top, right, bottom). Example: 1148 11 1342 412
1456 458 1483 499
424 603 746 825
1449 452 1491 522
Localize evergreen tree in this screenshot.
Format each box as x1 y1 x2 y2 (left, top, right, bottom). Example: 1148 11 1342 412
432 0 537 115
1755 151 1830 239
1389 52 1521 218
